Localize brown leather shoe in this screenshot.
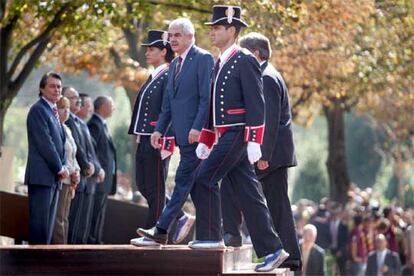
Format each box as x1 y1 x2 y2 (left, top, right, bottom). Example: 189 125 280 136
137 227 168 245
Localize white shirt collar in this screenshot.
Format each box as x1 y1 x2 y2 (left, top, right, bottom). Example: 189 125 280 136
42 96 57 109
218 44 238 64
179 43 193 62
151 63 168 79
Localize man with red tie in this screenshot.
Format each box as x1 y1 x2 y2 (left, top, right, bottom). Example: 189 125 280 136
188 5 289 273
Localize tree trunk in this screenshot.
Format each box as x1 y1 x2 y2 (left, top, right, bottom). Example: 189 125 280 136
324 102 350 204
0 107 5 155
0 90 14 150
393 158 406 206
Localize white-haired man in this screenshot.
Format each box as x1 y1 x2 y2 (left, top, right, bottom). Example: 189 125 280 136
138 18 214 245
297 224 326 276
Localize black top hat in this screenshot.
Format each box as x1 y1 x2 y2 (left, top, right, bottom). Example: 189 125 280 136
141 30 170 48
205 5 248 27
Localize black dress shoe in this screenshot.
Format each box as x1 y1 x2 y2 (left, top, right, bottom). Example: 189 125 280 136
280 259 302 271
137 227 168 245
223 233 242 247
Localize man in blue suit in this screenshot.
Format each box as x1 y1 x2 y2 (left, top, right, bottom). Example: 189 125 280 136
137 18 214 244
25 72 69 244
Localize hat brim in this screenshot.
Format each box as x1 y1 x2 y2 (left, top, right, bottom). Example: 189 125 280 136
204 17 248 27
141 40 170 48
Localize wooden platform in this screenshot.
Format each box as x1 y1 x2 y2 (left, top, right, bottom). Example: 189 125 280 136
0 244 290 275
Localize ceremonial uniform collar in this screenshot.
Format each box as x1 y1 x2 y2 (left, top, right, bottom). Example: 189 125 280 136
218 44 238 65
151 63 168 79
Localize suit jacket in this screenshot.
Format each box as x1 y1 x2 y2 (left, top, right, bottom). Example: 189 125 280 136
296 242 326 276
66 113 89 191
24 98 66 187
88 113 117 195
366 250 401 276
199 46 265 147
155 45 214 146
330 220 349 257
256 62 297 176
79 119 102 194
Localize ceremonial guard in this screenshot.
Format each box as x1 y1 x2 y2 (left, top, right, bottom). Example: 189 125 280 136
189 5 289 272
128 30 178 246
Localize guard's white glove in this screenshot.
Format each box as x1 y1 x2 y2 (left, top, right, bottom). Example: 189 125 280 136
196 143 211 160
247 142 262 164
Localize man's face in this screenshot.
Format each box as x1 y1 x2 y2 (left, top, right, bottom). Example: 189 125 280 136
103 97 115 118
77 97 93 120
210 25 232 48
64 88 81 113
168 25 193 55
41 77 62 103
375 236 387 251
145 46 165 66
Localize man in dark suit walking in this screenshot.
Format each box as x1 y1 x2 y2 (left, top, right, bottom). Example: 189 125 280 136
220 32 301 270
25 72 69 244
137 18 214 244
188 6 288 272
366 234 401 276
88 96 117 244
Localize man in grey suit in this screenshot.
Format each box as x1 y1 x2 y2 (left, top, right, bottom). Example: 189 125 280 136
88 96 117 244
137 18 214 244
25 72 69 244
366 234 401 276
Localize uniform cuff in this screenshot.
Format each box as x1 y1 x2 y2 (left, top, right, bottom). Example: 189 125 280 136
199 128 216 149
244 125 265 144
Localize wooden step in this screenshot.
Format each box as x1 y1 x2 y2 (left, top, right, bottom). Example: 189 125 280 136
0 244 289 275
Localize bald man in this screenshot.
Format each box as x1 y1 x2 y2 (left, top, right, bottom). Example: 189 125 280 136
366 234 401 276
87 96 117 244
296 224 326 276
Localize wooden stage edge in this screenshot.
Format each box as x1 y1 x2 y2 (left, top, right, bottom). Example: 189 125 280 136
0 244 290 275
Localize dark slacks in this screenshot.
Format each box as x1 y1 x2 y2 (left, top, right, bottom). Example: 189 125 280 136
68 190 85 244
260 168 300 261
192 128 282 257
28 184 60 244
88 191 108 244
136 137 168 228
78 187 95 244
222 167 300 260
156 143 200 231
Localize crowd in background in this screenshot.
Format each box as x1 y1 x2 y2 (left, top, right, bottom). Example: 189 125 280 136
292 185 414 275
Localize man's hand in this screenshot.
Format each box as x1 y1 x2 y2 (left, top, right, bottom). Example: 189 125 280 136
150 131 162 149
196 143 211 160
247 142 262 164
96 169 105 183
85 162 95 177
380 265 389 274
188 129 200 144
256 160 269 170
58 167 70 180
